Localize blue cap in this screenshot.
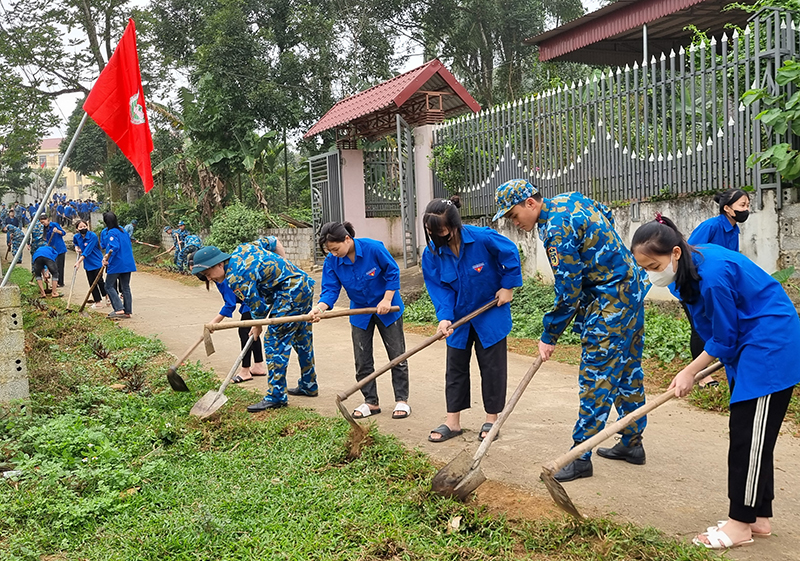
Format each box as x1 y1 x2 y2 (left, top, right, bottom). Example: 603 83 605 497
163 226 172 232
131 219 138 225
492 179 539 222
178 220 185 226
191 246 230 275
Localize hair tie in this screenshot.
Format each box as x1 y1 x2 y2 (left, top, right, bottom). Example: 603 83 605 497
655 212 664 224
442 199 452 206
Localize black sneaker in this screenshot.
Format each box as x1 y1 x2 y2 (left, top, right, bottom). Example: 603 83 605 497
597 440 646 465
287 387 318 397
553 458 593 482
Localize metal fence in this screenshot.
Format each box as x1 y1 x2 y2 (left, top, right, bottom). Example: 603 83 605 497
432 8 800 217
364 146 401 217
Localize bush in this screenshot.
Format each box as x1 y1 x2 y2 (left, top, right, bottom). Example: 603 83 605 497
204 201 270 253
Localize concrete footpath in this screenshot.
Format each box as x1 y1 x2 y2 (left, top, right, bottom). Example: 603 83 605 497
13 246 800 560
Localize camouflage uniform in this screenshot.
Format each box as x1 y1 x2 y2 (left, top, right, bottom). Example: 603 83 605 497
538 191 647 459
29 221 45 253
5 224 25 263
177 234 203 272
169 231 181 269
225 236 316 404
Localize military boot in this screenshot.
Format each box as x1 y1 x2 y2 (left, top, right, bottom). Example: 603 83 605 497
597 439 646 465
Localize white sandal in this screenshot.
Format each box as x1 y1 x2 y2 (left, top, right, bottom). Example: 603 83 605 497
692 528 754 550
352 403 381 418
392 402 411 419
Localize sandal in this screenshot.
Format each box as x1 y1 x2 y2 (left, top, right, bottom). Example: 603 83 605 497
428 424 463 442
479 422 499 442
352 403 381 418
692 528 754 550
232 375 253 384
700 380 720 389
392 402 411 419
708 520 771 538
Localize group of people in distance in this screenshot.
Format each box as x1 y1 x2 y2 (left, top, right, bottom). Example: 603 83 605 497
188 178 797 552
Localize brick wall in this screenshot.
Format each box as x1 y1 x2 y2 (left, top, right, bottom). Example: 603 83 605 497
262 228 314 269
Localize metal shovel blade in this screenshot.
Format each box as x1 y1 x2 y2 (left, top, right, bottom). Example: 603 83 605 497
430 450 473 496
431 448 488 501
540 465 583 519
190 390 228 419
203 328 215 356
336 396 369 460
167 366 190 392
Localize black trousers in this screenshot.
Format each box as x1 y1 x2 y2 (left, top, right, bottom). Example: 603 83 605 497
238 311 264 368
32 257 57 280
85 267 107 302
445 326 507 414
55 252 66 286
351 316 409 405
728 385 794 522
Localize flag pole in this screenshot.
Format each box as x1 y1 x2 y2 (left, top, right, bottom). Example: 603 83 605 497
0 112 90 288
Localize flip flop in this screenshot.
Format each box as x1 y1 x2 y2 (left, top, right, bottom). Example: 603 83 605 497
250 371 267 377
692 528 754 549
231 375 253 384
428 424 463 442
479 422 499 442
352 403 381 418
392 403 411 419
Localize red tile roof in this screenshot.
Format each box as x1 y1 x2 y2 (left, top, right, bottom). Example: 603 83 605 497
40 138 63 151
304 59 480 139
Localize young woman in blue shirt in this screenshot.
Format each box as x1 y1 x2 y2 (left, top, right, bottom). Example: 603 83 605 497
101 212 136 319
632 215 800 551
686 189 752 387
73 220 109 309
311 221 410 419
421 196 523 442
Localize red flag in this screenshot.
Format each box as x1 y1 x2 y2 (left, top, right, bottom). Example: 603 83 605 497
83 19 154 192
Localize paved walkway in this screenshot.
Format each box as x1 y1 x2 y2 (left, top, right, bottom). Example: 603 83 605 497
10 245 800 560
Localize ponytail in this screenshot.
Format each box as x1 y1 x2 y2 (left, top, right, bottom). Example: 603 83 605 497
714 189 748 215
631 214 702 302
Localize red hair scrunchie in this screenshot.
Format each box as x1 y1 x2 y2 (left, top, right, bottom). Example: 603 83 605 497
655 212 665 224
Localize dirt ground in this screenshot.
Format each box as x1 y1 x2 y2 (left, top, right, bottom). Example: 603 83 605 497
9 247 800 560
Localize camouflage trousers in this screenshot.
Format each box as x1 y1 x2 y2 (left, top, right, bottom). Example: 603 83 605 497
261 278 317 404
572 292 646 459
177 244 200 272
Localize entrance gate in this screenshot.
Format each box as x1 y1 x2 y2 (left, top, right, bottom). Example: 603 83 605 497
397 115 417 268
308 151 343 265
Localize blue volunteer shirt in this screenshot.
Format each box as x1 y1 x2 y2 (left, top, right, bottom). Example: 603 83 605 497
45 222 67 254
73 230 104 270
422 225 523 350
670 245 800 403
104 227 137 274
32 245 58 262
215 280 251 317
318 237 404 329
687 214 739 252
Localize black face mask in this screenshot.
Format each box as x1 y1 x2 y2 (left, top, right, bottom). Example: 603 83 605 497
733 210 749 223
429 233 451 248
78 228 88 234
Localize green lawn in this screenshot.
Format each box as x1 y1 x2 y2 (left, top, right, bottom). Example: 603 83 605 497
1 269 721 560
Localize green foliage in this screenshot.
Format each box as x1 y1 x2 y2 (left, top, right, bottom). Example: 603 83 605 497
772 266 796 284
742 59 800 182
429 142 466 194
204 201 270 253
406 279 692 359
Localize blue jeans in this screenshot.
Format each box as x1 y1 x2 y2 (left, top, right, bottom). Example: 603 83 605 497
105 272 132 314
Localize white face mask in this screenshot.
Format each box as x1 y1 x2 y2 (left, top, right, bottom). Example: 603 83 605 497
647 257 677 287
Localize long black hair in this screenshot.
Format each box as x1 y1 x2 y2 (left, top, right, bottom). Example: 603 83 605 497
631 214 702 302
102 212 122 231
715 188 748 215
422 195 462 246
318 221 355 253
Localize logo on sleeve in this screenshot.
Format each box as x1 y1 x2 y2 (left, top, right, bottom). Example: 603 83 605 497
366 268 377 277
472 262 485 273
547 247 560 267
233 288 245 300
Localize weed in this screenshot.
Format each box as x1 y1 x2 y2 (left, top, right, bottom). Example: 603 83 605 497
87 334 110 359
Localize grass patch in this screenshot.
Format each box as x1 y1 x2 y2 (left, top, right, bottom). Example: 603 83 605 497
131 244 202 286
0 270 723 560
404 278 800 433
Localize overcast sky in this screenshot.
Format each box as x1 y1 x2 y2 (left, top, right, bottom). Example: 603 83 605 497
46 0 606 139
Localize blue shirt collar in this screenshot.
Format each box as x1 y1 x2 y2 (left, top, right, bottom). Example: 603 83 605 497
718 213 737 233
432 226 475 256
335 238 363 265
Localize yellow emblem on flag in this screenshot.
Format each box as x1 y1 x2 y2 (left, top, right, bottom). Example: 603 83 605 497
547 246 559 267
